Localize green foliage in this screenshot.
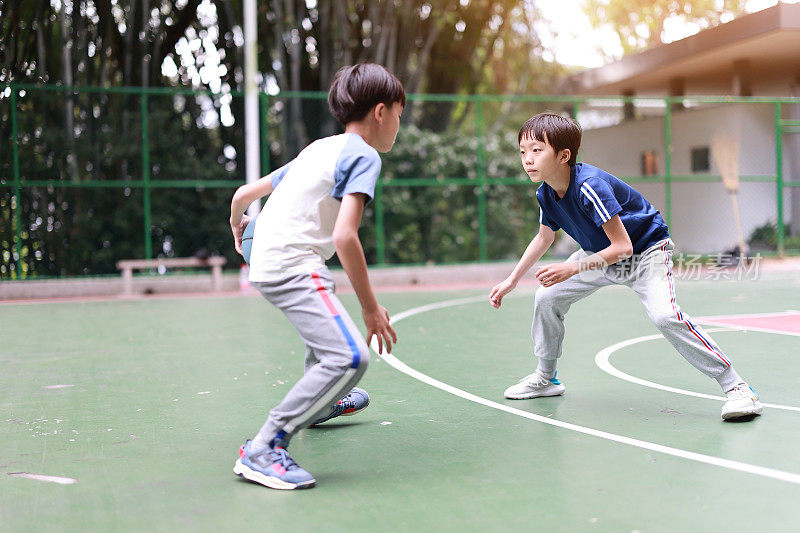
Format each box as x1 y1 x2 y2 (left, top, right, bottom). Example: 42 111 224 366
748 222 800 251
1 94 554 278
0 0 561 277
359 125 540 265
0 88 246 278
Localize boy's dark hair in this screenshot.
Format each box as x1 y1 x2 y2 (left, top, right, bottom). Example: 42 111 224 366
518 112 582 166
328 63 406 126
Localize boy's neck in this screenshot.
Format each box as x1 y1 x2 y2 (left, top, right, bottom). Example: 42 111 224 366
345 122 378 150
545 164 572 198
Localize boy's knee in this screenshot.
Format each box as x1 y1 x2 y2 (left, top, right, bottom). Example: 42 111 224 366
650 310 676 330
320 342 369 374
534 285 560 307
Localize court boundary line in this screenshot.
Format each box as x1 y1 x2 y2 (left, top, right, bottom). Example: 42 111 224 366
594 328 800 412
371 295 800 486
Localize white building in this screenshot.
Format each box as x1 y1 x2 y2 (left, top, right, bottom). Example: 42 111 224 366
560 2 800 253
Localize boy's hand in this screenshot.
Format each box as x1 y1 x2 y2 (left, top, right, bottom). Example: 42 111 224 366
363 304 397 355
536 262 579 287
230 214 252 255
489 277 517 308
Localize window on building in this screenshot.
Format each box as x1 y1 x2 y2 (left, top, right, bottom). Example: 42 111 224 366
691 146 710 173
640 150 659 176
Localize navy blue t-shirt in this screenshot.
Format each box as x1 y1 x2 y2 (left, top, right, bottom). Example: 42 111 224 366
537 163 669 254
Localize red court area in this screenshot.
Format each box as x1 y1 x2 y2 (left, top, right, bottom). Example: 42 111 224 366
697 311 800 336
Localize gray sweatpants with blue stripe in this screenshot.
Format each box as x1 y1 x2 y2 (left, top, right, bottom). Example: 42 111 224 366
252 268 369 448
532 239 742 392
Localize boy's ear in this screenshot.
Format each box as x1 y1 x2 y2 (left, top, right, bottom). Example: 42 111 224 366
373 102 386 123
559 148 571 165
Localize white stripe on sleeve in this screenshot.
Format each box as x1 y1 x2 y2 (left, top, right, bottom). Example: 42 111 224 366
581 183 612 222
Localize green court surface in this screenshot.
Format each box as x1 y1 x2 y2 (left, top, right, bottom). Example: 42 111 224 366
2 273 800 532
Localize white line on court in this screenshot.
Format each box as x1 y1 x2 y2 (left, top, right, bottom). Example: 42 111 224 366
594 330 800 412
371 295 800 486
8 472 78 485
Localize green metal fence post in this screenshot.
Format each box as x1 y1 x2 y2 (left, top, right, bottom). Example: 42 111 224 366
375 179 386 265
141 92 152 259
775 102 785 256
476 97 488 262
664 98 673 227
10 83 22 275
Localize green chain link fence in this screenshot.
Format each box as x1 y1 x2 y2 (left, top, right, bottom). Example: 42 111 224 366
2 84 799 279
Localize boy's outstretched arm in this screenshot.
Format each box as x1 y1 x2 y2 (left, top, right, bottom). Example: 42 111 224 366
333 193 397 354
536 215 633 287
489 224 556 308
229 177 275 255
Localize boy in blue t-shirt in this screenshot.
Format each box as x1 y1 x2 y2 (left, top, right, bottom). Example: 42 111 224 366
489 113 762 421
228 64 403 489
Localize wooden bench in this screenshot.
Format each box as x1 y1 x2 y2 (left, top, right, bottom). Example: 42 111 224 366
116 257 227 295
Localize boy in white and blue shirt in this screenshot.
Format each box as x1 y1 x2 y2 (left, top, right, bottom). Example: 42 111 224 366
490 113 762 421
229 64 404 490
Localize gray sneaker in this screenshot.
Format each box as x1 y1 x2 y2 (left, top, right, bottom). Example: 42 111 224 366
233 440 315 490
504 371 565 399
721 383 763 420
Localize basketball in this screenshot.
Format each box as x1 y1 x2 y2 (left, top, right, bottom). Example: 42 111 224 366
241 216 257 265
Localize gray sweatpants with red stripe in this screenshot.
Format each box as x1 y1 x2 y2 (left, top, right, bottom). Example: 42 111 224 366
532 239 742 392
251 268 369 448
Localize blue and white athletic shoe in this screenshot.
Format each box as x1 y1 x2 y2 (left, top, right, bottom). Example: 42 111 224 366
504 371 565 399
311 387 370 425
233 440 315 490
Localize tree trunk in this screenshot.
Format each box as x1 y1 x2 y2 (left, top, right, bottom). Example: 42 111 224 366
374 1 395 67
72 0 86 85
142 0 150 88
316 1 338 136
59 3 79 181
34 2 47 80
219 0 243 89
334 0 353 65
269 0 290 160
123 2 136 87
287 0 306 148
318 0 333 91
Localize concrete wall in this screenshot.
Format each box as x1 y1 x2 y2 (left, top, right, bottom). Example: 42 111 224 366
579 103 793 252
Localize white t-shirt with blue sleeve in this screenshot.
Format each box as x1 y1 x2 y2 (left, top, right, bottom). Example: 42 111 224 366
248 133 381 280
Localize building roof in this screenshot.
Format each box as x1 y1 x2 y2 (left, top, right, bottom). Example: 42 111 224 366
560 2 800 96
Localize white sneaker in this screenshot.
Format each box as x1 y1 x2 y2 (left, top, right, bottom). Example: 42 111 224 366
504 371 565 400
721 383 763 420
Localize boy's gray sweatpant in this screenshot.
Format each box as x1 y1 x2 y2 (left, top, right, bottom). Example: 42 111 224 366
532 239 742 391
252 268 369 448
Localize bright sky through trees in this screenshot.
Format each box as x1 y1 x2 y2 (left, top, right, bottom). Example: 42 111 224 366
536 0 796 68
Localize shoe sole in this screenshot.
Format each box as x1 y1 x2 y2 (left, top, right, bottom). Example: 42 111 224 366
312 403 369 425
505 386 566 400
233 459 316 490
721 403 763 420
341 404 368 417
